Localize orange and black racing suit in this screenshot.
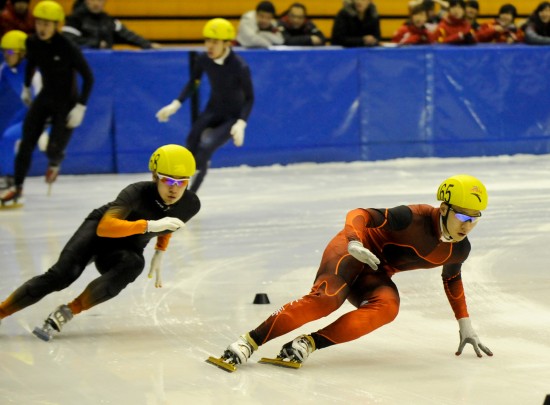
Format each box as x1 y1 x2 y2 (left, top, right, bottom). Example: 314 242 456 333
249 204 471 350
0 181 200 319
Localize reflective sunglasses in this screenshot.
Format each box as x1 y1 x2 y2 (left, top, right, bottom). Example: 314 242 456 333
449 206 481 223
157 174 190 187
3 49 20 56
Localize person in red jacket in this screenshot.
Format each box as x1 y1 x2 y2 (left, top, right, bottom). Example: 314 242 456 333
0 0 34 36
433 0 476 44
208 174 493 371
476 4 524 44
392 5 434 45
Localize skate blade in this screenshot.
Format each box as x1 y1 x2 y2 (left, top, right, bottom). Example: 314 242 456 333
47 183 52 196
258 357 302 369
205 356 237 372
0 202 23 209
32 326 52 342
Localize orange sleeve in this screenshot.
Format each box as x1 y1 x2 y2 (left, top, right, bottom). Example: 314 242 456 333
443 271 469 319
344 208 376 244
96 206 147 238
155 234 171 251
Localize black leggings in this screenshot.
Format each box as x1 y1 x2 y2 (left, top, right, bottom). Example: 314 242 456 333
0 219 145 318
186 110 235 192
14 95 74 186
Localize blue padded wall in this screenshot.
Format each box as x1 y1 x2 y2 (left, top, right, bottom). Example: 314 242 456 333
1 45 548 176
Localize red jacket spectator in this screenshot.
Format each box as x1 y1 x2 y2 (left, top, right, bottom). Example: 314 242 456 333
392 5 433 45
392 23 434 45
0 0 35 36
476 19 524 43
434 15 475 44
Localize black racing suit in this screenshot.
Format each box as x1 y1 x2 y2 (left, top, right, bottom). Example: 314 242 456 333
14 32 94 187
0 182 200 318
177 49 254 192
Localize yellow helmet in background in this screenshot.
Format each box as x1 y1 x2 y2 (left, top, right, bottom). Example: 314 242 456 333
437 174 488 211
1 30 27 51
149 144 196 177
33 0 65 22
203 18 236 41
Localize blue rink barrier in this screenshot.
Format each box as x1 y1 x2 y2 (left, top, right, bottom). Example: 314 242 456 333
3 45 547 175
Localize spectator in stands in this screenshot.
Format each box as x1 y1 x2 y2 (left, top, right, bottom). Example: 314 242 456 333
464 1 480 31
0 0 35 36
522 1 550 45
236 1 284 48
0 1 94 207
62 0 160 49
476 4 524 44
278 3 326 46
408 0 449 30
156 19 254 193
433 0 476 44
392 5 434 45
331 0 380 47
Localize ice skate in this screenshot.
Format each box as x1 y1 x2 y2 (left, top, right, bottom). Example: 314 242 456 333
32 304 73 342
45 165 60 196
206 333 258 372
0 186 23 209
259 335 316 369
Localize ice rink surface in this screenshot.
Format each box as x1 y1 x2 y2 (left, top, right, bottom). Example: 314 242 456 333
1 154 549 405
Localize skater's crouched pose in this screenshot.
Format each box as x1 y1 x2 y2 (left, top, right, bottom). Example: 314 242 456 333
209 174 492 371
0 144 200 340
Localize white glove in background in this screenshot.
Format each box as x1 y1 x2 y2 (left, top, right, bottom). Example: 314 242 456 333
21 86 32 106
37 131 49 152
456 317 493 357
347 240 380 270
230 119 246 147
156 100 181 122
147 217 185 233
66 103 87 128
148 250 164 288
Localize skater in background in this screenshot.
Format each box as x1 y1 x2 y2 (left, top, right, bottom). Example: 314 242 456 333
0 0 94 207
211 174 492 370
0 144 201 341
0 29 48 192
156 18 254 193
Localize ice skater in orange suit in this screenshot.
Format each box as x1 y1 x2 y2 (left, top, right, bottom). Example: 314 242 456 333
213 174 493 369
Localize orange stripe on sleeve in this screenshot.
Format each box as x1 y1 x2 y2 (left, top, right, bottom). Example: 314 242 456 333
97 207 147 238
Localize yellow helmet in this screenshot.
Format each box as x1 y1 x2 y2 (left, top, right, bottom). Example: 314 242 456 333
1 30 27 51
437 174 488 211
149 144 196 177
203 18 236 41
33 0 64 22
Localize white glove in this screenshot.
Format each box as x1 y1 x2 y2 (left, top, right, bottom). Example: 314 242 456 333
148 250 164 288
156 100 181 122
456 317 493 358
147 217 185 233
21 86 32 106
347 240 380 270
230 119 246 147
66 103 87 128
37 130 49 152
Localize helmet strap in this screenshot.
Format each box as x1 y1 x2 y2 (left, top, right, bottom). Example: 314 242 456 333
439 204 454 242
